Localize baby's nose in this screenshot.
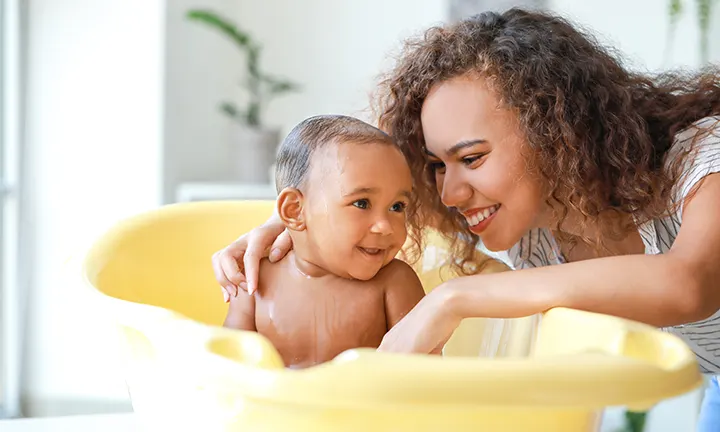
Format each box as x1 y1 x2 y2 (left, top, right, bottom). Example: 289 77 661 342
370 218 393 235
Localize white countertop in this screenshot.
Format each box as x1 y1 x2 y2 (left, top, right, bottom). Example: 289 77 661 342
175 181 276 202
0 413 137 431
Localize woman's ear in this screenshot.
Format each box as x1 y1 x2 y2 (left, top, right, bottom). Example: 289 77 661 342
276 187 305 231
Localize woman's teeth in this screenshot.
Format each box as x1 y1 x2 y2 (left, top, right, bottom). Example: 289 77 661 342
466 205 499 226
361 248 381 255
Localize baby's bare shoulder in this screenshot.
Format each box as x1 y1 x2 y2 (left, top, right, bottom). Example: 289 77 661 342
379 259 426 328
258 256 278 276
375 258 424 293
256 255 294 294
375 259 421 285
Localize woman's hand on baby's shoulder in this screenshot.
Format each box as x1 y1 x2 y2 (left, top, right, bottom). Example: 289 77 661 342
211 217 292 301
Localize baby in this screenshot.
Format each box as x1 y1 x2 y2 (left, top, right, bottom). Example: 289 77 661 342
223 114 429 368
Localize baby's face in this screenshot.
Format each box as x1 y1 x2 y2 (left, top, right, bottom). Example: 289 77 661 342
302 141 412 280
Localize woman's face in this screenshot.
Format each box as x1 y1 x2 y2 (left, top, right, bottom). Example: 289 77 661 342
420 74 548 251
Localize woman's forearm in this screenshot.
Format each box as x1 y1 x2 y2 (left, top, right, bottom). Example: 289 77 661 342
445 254 709 328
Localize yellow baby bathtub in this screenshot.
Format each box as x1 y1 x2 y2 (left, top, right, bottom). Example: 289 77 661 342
81 200 702 432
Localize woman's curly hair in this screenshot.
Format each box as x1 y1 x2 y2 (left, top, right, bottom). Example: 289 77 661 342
375 8 720 274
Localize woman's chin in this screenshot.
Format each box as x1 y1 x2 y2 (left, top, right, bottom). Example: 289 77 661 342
478 231 519 252
480 240 505 252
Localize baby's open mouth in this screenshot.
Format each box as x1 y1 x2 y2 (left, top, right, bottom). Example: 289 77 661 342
358 247 384 256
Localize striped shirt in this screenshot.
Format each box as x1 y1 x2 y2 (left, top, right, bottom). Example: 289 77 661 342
485 116 720 373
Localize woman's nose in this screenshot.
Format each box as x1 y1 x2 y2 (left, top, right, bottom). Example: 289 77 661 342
440 169 472 208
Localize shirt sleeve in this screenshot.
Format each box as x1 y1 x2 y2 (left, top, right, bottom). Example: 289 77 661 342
667 116 720 220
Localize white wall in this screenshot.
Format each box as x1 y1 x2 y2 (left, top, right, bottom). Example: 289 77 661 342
550 0 720 71
163 0 448 202
21 0 164 416
163 0 720 205
163 0 243 203
2 0 23 418
229 0 448 127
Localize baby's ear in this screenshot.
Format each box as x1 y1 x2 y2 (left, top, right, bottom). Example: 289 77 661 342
276 187 305 231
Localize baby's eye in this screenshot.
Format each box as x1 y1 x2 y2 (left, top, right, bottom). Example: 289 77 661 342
390 202 407 212
353 199 370 209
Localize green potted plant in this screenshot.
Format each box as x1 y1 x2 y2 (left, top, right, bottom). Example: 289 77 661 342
667 0 718 65
186 9 301 183
620 410 648 432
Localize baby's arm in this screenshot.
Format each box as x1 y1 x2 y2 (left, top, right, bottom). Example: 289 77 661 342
382 260 442 354
223 290 257 331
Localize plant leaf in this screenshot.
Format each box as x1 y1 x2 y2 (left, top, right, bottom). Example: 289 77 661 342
187 9 302 126
219 101 241 118
270 81 300 94
695 0 717 64
669 0 684 21
261 74 301 94
186 9 255 50
696 0 712 30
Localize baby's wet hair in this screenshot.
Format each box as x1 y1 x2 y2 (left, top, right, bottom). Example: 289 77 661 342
275 114 396 193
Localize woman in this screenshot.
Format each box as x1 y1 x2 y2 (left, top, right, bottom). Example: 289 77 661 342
211 9 720 428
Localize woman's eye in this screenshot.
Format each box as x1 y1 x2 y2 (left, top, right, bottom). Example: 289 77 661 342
428 161 446 174
390 202 407 212
462 154 485 166
353 199 370 209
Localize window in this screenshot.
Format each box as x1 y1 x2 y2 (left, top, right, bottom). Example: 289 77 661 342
1 0 22 419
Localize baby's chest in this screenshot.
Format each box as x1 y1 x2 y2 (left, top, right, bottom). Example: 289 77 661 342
254 285 387 338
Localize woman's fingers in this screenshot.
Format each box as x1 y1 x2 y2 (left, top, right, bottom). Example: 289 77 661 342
269 229 292 262
212 215 288 300
377 326 407 353
212 250 237 299
212 238 249 300
220 248 245 288
243 234 274 295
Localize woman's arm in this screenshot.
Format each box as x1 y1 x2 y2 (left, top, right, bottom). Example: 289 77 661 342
447 253 705 327
447 174 720 328
379 174 720 354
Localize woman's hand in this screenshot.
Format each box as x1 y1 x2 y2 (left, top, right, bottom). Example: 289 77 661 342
211 216 293 301
377 283 463 354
